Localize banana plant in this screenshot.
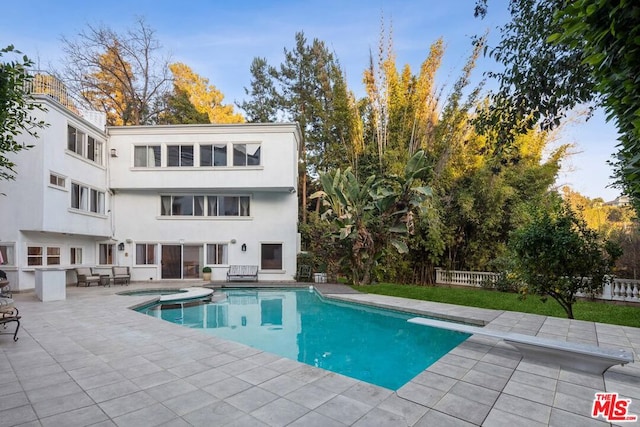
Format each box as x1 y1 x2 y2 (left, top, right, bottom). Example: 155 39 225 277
311 150 432 285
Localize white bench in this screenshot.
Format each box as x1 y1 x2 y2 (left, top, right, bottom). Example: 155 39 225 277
408 317 634 374
226 265 259 282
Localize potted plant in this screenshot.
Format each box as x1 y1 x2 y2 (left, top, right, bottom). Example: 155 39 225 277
202 266 212 281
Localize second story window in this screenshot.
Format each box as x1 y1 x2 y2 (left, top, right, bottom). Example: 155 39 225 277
67 125 85 156
71 182 105 214
200 144 227 166
49 172 66 189
167 145 194 167
67 125 103 165
233 143 261 166
161 195 250 217
134 145 161 167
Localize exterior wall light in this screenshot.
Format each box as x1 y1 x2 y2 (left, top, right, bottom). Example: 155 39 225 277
118 242 125 251
241 244 247 252
110 148 118 157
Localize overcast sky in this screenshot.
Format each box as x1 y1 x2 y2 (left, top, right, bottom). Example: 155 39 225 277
0 0 621 200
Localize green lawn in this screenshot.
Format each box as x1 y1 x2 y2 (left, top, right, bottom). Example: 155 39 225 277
352 283 640 328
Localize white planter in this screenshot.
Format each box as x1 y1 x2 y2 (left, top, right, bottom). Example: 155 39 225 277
313 273 327 283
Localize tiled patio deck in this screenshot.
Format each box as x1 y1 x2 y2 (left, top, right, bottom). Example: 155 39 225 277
0 282 638 426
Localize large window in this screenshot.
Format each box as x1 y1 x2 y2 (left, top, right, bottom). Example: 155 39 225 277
47 247 61 265
167 145 194 167
70 248 82 265
200 144 228 167
67 125 102 165
233 143 261 166
71 182 105 214
136 244 156 265
134 145 161 167
161 195 249 217
206 244 228 265
261 244 282 270
0 244 14 266
99 244 114 265
27 246 43 266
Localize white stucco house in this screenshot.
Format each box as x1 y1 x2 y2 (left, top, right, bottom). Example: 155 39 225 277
0 80 301 291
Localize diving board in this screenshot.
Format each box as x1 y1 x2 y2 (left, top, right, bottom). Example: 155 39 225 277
408 317 634 375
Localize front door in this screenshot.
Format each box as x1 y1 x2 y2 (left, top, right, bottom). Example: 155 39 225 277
161 245 182 279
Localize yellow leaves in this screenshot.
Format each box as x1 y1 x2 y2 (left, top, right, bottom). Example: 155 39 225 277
169 62 244 124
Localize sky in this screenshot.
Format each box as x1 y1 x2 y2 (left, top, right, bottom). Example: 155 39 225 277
0 0 622 201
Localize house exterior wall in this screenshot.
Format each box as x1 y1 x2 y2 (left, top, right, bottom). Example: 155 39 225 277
0 94 300 291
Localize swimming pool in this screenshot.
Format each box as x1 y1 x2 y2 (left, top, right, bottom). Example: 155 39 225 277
137 288 470 390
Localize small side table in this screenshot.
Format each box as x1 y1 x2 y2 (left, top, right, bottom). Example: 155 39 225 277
99 275 111 287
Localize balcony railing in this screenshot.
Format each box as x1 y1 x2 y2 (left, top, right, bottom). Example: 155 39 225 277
25 73 78 114
435 268 640 303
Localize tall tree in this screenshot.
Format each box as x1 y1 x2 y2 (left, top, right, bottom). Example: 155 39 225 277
60 18 172 125
0 45 47 182
240 32 356 223
166 63 243 124
475 0 640 213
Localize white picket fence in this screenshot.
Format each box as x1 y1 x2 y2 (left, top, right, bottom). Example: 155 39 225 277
435 268 640 303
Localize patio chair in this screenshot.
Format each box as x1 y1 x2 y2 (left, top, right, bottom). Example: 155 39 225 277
75 267 101 287
112 266 130 285
0 297 20 341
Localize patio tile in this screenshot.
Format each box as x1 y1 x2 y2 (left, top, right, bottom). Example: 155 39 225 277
314 395 373 425
553 390 598 418
413 409 477 427
202 377 253 399
351 407 407 426
144 379 198 402
287 365 329 383
111 402 179 427
221 414 270 427
493 393 551 424
98 390 158 418
0 405 39 427
225 385 279 412
377 393 429 425
24 380 83 404
396 381 447 407
426 360 471 380
286 411 348 427
433 392 492 425
0 392 29 412
549 408 610 427
483 407 547 427
502 379 556 406
510 370 558 391
341 382 393 406
410 371 457 392
181 400 246 426
237 366 282 385
448 380 500 406
250 397 309 426
39 405 110 427
284 383 337 409
130 370 179 389
183 367 230 388
85 379 140 403
461 368 510 391
311 372 359 394
161 389 219 417
258 375 306 396
32 390 95 418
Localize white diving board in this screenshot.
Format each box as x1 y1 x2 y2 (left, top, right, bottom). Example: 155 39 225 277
408 317 634 375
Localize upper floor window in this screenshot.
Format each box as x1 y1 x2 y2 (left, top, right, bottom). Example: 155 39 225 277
161 195 250 217
200 144 227 167
167 145 194 167
49 172 66 189
134 145 161 167
67 125 85 156
71 182 105 214
67 125 103 165
233 143 261 166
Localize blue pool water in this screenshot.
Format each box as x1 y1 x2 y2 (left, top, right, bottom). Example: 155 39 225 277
137 288 470 390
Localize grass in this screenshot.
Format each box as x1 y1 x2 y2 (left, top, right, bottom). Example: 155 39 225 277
351 283 640 328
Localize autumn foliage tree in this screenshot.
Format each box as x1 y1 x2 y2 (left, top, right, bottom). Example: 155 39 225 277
60 18 172 125
163 63 243 124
